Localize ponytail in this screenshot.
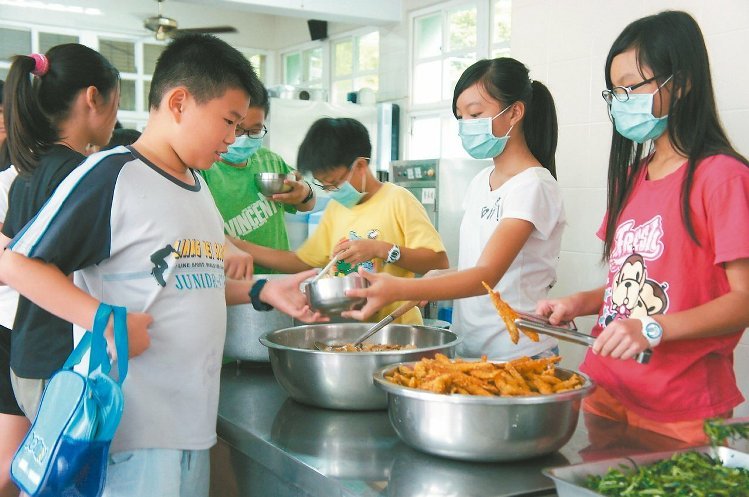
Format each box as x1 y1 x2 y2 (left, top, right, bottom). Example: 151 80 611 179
4 54 56 175
453 58 558 178
524 80 557 179
4 44 119 175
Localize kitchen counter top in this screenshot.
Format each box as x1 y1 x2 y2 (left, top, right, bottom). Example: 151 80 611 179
214 362 745 497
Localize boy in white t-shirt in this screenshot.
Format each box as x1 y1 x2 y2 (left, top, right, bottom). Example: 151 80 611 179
0 34 320 497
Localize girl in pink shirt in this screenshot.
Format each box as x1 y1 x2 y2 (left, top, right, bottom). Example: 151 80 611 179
537 10 749 443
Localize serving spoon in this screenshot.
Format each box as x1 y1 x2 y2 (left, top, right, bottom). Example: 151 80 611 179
308 253 340 285
314 300 420 351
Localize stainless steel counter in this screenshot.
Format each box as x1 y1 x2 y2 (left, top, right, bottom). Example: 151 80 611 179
212 362 739 497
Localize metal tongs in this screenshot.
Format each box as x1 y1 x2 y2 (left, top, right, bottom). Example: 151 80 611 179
514 311 651 364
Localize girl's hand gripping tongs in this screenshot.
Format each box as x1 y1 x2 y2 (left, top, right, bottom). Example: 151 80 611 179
514 311 651 364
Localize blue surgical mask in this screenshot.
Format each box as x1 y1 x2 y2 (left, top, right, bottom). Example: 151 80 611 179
330 164 366 209
458 105 513 159
610 76 672 143
221 136 262 164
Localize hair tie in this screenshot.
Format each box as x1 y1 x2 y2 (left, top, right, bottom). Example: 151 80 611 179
30 53 49 77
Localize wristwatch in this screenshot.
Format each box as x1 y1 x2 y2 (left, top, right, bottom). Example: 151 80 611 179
637 316 663 347
249 279 274 311
301 181 315 204
385 244 401 264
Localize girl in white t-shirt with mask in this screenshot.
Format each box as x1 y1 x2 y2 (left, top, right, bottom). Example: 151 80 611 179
345 57 565 360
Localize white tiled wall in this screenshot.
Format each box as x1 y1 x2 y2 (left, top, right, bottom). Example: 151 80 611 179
509 0 749 415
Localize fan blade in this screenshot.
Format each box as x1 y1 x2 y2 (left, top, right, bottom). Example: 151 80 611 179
174 26 237 35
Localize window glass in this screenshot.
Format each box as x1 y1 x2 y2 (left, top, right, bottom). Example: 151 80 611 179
0 28 31 62
492 47 511 58
443 54 475 101
492 0 512 45
284 52 302 85
0 68 7 80
119 79 136 111
99 39 136 73
358 31 379 71
447 7 477 52
441 115 467 158
304 47 323 82
248 54 266 82
413 60 442 105
410 115 441 159
355 75 379 92
143 80 152 110
143 44 165 75
39 33 78 54
332 79 353 104
414 13 441 59
334 40 353 77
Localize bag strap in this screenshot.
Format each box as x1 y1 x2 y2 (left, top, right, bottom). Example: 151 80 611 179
63 303 129 385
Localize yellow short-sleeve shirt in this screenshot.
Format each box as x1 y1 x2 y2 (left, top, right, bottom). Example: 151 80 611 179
297 182 446 324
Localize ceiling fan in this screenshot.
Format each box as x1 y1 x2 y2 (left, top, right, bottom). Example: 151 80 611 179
144 0 238 40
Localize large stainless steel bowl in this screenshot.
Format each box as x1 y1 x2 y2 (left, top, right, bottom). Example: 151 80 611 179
373 362 594 461
259 323 461 410
224 303 293 361
304 273 369 315
254 172 293 196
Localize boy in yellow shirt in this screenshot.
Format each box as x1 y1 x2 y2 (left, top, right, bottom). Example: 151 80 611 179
232 118 448 323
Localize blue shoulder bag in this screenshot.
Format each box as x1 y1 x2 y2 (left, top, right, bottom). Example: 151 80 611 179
11 303 129 497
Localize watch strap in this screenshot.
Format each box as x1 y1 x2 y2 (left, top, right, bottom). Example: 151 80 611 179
249 279 274 311
301 181 315 204
638 316 662 347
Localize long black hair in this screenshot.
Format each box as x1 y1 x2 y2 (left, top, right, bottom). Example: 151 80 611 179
603 10 748 258
452 57 558 178
3 44 119 175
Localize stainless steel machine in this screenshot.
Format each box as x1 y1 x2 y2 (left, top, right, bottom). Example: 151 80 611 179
390 158 490 321
390 158 490 267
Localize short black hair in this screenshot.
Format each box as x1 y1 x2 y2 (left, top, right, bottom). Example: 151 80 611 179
0 80 4 105
297 118 371 175
148 33 262 110
250 85 271 117
102 128 141 151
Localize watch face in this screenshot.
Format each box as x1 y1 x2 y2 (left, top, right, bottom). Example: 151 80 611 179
645 322 662 339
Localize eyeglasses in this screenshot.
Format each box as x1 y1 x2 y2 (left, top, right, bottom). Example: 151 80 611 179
311 158 369 192
235 124 267 139
601 75 665 104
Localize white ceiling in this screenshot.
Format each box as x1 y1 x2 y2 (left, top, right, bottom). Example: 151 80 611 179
177 0 402 24
0 0 403 49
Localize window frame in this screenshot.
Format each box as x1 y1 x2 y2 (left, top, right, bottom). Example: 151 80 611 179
329 27 380 104
280 39 327 90
406 0 512 160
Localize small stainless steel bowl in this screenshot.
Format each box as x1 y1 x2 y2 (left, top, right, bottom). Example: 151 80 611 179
374 362 595 461
259 323 461 410
304 273 369 315
254 172 294 196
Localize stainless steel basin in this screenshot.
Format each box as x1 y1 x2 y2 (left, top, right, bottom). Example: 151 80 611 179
260 323 461 410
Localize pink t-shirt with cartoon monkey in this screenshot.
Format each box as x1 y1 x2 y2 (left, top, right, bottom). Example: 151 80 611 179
582 154 749 422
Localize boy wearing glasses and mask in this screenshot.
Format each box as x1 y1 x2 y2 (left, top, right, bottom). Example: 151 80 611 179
200 86 316 275
231 117 449 324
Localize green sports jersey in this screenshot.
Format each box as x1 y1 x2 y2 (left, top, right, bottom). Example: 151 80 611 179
200 148 296 274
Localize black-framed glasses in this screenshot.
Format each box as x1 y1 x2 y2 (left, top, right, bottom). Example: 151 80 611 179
310 157 369 192
235 124 267 139
601 75 664 104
